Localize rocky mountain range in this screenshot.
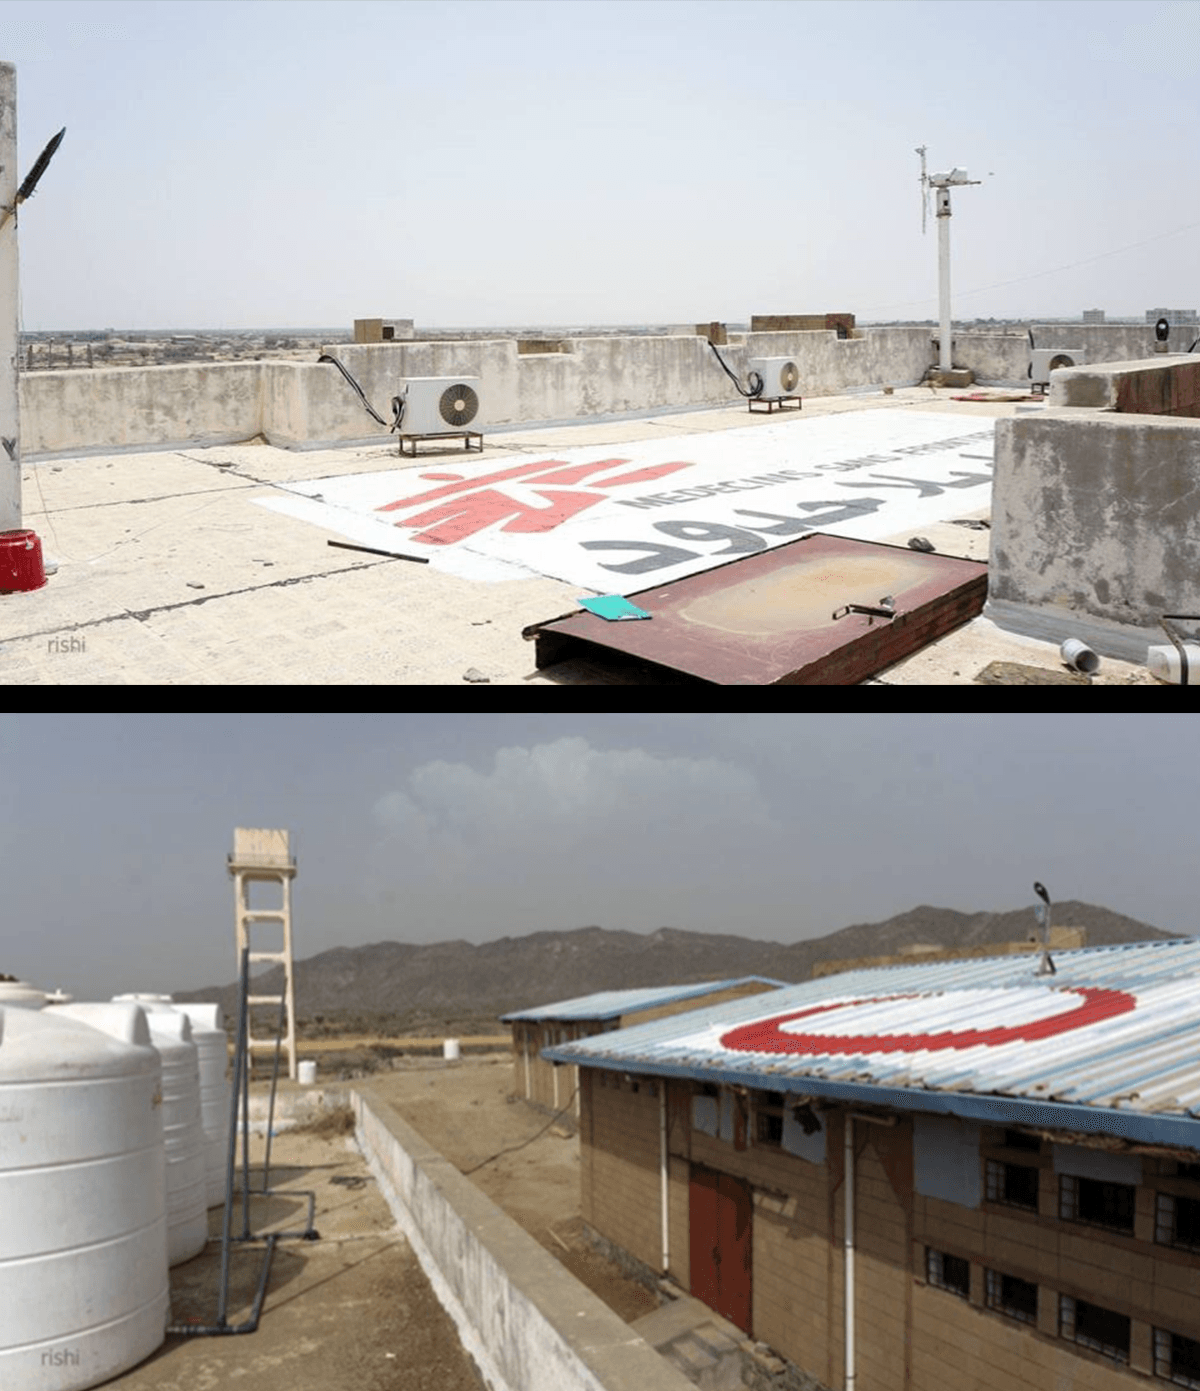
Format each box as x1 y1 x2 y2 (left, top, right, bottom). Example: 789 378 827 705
174 900 1184 1030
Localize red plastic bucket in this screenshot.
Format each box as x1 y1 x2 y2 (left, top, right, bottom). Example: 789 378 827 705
0 530 47 592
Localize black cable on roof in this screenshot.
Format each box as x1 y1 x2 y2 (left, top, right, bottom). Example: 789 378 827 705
706 339 764 399
318 354 405 432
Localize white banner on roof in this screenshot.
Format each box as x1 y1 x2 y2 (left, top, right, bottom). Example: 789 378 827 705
257 410 995 594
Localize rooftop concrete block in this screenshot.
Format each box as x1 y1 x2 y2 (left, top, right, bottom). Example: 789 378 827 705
987 405 1200 658
1048 355 1200 415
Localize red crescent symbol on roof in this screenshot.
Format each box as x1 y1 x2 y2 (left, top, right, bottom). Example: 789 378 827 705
719 987 1136 1056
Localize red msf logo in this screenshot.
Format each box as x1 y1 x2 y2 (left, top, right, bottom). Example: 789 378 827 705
375 457 691 546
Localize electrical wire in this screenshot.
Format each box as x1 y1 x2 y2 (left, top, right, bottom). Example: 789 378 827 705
462 1087 578 1176
858 215 1200 316
317 354 405 432
706 339 763 398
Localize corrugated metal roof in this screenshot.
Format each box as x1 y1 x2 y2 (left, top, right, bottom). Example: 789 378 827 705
499 977 787 1023
543 938 1200 1150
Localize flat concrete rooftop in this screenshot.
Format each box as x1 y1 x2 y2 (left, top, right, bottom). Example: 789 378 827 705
0 387 1157 685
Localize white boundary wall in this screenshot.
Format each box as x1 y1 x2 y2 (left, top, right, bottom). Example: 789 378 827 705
351 1084 694 1391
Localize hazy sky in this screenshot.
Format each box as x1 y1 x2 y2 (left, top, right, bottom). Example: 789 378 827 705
0 714 1193 1003
2 0 1198 330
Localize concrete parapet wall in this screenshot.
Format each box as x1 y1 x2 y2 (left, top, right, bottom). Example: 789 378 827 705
952 325 1200 387
20 361 264 458
18 327 938 457
986 386 1200 659
352 1083 694 1391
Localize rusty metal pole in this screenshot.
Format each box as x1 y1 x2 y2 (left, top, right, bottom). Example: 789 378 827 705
0 62 20 531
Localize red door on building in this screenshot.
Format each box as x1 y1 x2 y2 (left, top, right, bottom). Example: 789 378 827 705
689 1166 752 1334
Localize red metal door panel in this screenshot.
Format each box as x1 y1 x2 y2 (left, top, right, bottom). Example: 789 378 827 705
689 1167 720 1312
717 1173 752 1334
689 1167 753 1335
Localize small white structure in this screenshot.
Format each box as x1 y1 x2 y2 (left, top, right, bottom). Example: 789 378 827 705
746 357 801 398
398 377 482 434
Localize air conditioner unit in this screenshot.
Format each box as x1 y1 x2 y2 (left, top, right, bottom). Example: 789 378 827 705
1029 349 1086 390
748 357 801 398
398 377 483 434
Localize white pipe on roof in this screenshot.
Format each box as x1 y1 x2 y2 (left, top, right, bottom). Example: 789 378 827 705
660 1084 669 1274
843 1110 893 1391
844 1113 855 1391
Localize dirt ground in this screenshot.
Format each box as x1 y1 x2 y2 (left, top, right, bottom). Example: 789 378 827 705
366 1055 660 1324
108 1114 484 1391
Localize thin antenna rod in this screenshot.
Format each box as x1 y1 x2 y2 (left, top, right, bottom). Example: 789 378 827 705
916 145 928 236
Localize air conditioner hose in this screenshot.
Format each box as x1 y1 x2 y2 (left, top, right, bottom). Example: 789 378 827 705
706 339 764 398
318 354 405 432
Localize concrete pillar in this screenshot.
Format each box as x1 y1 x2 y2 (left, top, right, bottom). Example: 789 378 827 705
0 63 19 531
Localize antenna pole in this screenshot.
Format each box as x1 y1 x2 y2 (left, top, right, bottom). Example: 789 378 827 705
915 145 928 236
920 156 981 375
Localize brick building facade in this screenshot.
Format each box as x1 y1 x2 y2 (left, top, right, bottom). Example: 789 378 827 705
549 940 1200 1391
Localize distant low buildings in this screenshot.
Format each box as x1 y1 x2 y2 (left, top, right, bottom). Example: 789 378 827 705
500 978 786 1116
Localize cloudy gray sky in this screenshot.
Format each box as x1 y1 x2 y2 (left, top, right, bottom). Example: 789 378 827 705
2 0 1198 329
0 714 1191 1003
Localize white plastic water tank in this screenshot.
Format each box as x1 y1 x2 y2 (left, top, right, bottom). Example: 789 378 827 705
0 978 48 1008
0 1004 169 1391
174 1003 232 1208
142 1011 208 1265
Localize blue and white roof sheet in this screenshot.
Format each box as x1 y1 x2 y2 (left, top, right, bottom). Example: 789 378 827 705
543 938 1200 1148
500 977 787 1024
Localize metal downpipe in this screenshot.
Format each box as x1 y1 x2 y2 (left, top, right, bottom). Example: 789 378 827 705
660 1084 669 1273
844 1113 855 1391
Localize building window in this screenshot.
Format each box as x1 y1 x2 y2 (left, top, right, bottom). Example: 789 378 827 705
926 1248 969 1298
1156 1192 1200 1251
1155 1327 1200 1388
1060 1294 1130 1363
1059 1174 1135 1232
986 1158 1040 1210
1177 1162 1200 1182
985 1268 1038 1325
755 1091 784 1147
